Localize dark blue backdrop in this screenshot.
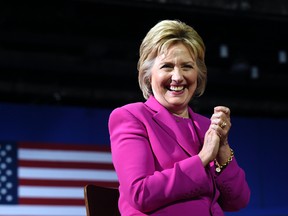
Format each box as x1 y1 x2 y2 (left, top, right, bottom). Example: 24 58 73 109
0 102 287 216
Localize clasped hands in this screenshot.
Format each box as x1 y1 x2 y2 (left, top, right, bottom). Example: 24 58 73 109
199 106 232 166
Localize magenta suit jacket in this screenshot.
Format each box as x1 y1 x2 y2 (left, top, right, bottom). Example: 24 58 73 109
108 96 250 216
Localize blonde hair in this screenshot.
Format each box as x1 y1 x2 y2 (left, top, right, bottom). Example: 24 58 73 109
137 19 207 100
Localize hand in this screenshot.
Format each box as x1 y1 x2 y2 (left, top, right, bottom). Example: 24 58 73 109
210 106 231 146
198 128 220 166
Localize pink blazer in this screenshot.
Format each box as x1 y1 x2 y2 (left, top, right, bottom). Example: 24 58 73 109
108 96 250 216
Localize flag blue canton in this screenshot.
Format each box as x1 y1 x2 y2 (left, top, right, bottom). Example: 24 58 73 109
0 142 18 204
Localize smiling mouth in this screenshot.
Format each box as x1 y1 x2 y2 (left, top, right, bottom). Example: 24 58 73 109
168 86 185 92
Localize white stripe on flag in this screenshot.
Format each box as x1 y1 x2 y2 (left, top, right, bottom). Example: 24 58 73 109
19 167 118 181
19 148 112 163
19 186 84 198
0 205 85 216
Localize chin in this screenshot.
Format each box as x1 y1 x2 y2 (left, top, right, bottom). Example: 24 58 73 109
167 99 188 107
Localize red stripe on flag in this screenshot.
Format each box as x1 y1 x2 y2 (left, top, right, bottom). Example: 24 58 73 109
19 160 115 170
19 142 112 152
19 179 119 188
19 198 85 206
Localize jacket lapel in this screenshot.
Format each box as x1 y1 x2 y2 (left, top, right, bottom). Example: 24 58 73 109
145 96 201 156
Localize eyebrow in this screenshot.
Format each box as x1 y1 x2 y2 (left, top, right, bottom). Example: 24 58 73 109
160 60 195 65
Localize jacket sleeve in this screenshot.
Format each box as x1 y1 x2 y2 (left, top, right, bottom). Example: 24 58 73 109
108 107 212 213
214 158 251 211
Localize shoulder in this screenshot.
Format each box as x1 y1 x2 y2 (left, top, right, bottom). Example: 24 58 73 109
109 101 151 123
122 102 147 112
108 102 151 133
110 102 146 116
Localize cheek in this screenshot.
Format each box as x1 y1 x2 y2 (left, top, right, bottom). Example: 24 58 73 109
150 76 158 92
187 74 198 91
151 72 167 87
189 72 198 84
151 79 163 92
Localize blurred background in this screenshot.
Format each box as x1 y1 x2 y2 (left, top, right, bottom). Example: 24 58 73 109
0 0 288 116
0 0 288 216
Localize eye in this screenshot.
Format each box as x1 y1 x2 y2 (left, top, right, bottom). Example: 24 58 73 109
183 64 193 69
160 64 173 69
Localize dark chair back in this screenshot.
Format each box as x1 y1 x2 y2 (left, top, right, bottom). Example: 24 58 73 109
84 184 120 216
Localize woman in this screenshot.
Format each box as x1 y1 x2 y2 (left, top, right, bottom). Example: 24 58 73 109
108 19 250 216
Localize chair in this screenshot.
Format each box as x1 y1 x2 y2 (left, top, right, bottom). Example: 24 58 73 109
84 184 121 216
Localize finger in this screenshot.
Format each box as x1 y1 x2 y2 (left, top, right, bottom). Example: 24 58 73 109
209 124 223 138
211 113 229 127
210 117 219 124
214 106 230 115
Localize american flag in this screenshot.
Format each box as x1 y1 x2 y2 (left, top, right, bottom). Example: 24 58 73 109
0 141 119 216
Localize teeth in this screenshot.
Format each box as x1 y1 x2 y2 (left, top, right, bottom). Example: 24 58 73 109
170 86 184 91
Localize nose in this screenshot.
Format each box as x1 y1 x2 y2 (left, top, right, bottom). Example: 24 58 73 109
171 67 184 82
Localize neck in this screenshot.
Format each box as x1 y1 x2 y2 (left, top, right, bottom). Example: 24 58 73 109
172 109 189 118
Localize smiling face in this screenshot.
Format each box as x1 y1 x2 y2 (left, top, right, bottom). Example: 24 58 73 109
150 42 198 117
